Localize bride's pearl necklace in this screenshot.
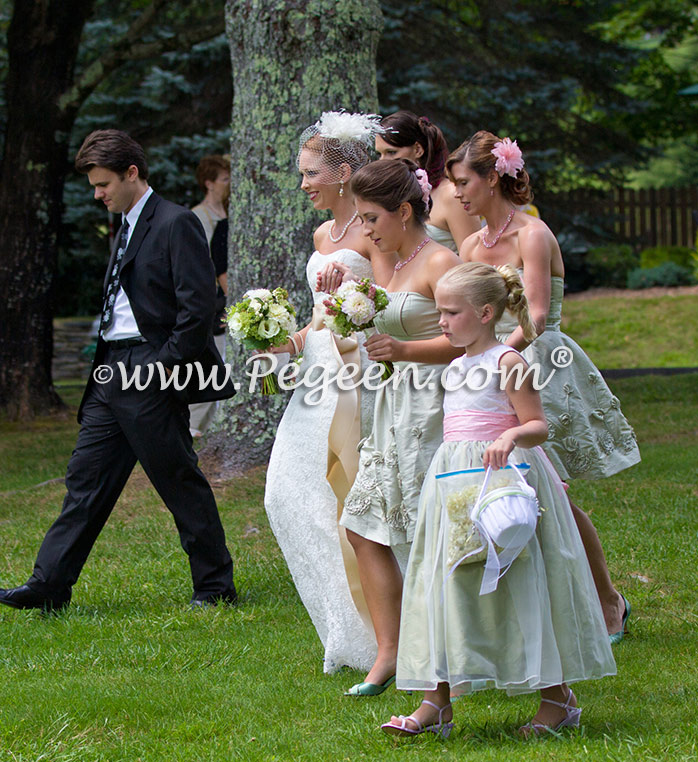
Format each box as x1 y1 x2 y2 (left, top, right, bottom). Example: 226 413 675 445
395 237 430 271
482 208 515 249
329 211 358 243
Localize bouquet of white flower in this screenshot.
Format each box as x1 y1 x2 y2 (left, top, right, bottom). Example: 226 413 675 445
226 287 297 393
322 278 393 379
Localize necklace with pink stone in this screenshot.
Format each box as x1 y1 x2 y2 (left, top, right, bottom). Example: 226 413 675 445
395 237 431 271
482 209 515 249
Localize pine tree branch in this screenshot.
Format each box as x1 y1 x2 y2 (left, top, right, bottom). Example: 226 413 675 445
58 2 224 113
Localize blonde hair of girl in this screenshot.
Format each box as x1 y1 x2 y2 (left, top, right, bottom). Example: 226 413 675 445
438 262 537 343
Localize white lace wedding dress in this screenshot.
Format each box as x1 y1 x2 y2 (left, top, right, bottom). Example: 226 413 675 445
264 249 377 673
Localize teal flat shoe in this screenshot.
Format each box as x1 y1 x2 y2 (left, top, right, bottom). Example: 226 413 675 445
344 674 396 696
609 595 631 645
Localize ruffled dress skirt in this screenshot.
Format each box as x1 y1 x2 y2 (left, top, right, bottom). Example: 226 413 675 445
496 276 640 480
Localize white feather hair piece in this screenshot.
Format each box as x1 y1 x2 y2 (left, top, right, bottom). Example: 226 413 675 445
315 110 384 146
297 110 384 178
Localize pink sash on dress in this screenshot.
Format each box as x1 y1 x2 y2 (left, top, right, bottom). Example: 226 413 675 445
443 410 569 492
443 410 520 442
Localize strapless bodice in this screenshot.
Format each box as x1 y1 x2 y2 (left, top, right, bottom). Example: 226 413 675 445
306 249 374 306
496 274 564 335
424 223 458 253
374 292 442 341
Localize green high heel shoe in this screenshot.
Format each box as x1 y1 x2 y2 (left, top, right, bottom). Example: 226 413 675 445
609 595 631 645
344 674 396 696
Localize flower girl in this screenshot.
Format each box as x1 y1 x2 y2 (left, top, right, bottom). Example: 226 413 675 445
382 262 615 739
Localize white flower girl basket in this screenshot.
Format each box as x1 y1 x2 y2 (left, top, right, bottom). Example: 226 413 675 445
470 464 540 594
435 463 540 596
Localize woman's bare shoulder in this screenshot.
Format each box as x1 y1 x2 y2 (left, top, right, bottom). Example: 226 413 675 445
458 228 482 261
516 213 555 243
313 219 333 248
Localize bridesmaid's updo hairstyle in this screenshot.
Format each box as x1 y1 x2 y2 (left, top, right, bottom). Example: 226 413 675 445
446 130 533 206
438 262 537 342
380 111 449 188
350 159 432 224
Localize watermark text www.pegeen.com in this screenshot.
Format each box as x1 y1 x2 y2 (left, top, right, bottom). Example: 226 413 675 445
92 347 573 405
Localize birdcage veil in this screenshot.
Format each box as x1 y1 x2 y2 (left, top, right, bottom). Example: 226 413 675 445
296 111 384 185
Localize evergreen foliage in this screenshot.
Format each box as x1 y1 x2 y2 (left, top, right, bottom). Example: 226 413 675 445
3 0 697 313
51 0 698 313
1 0 697 415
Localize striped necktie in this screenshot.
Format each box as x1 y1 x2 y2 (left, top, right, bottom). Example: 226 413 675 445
99 218 129 336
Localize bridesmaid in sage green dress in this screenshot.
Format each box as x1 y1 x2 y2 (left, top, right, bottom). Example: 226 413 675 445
447 131 639 642
339 158 462 695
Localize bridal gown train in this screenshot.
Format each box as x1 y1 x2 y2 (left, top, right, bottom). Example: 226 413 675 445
264 249 377 673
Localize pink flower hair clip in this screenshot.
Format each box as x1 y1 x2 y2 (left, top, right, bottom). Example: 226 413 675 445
414 168 432 205
491 137 524 179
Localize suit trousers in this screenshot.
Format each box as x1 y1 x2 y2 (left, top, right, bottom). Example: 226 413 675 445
28 343 234 597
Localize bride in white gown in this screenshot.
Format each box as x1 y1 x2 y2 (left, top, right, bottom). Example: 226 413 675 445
264 112 395 672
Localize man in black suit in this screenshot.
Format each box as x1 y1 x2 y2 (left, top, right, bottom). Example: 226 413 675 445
0 130 237 611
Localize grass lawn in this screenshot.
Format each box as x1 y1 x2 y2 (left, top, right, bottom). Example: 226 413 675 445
561 291 698 369
1 357 697 757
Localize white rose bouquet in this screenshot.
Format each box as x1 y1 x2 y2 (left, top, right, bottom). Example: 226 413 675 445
322 278 393 379
226 287 297 394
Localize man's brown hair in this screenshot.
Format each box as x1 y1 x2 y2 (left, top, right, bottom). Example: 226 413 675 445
75 129 149 180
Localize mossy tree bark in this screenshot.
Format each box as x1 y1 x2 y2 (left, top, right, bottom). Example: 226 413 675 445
0 0 95 419
207 0 383 472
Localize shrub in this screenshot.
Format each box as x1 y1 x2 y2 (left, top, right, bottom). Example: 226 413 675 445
585 244 639 288
626 261 697 289
557 229 593 293
639 245 695 270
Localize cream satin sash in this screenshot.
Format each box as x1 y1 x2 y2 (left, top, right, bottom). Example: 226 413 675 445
311 304 374 633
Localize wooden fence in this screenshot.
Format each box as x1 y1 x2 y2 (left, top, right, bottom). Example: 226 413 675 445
540 186 698 249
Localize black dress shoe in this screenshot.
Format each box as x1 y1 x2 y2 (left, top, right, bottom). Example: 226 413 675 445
0 584 71 612
189 586 237 608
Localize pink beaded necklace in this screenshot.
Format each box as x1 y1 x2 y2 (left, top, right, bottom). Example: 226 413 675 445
481 209 515 249
395 237 430 271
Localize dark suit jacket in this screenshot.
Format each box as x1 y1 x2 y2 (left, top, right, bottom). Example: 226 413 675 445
80 192 235 421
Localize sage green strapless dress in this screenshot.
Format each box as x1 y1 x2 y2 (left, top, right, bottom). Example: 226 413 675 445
496 276 640 480
424 223 458 253
341 293 447 546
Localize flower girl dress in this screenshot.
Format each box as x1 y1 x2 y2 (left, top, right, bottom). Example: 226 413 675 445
397 345 616 694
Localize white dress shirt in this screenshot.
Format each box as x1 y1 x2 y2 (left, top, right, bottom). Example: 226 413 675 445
102 186 154 341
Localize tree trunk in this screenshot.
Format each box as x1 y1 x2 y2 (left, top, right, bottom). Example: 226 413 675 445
0 1 223 419
0 0 95 418
205 0 383 472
